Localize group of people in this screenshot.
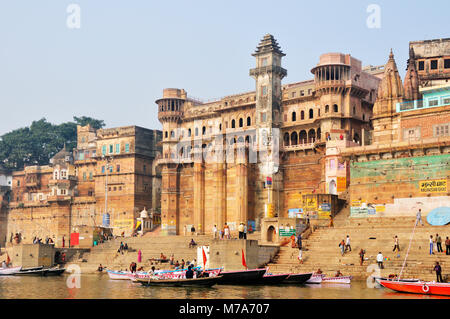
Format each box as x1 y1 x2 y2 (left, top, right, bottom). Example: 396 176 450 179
117 242 129 254
32 236 55 245
429 234 450 255
338 235 352 256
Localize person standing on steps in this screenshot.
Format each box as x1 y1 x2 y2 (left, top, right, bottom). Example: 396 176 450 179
393 235 400 252
436 234 443 253
212 225 218 239
376 252 384 269
446 236 450 256
359 249 365 266
415 209 424 226
345 235 351 252
297 233 303 264
429 235 435 255
434 261 443 283
339 239 345 256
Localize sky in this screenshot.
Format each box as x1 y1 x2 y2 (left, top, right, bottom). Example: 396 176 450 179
0 0 448 135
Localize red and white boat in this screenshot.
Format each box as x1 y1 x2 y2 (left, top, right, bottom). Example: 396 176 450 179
379 280 450 296
322 276 352 284
107 270 146 280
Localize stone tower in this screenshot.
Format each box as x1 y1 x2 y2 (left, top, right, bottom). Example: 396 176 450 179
372 50 404 144
404 47 420 101
249 34 286 220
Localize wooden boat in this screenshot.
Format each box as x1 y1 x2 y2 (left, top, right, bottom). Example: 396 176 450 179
0 266 22 275
258 273 290 285
130 267 221 281
283 272 313 284
136 276 222 287
306 274 325 284
16 267 65 276
379 280 450 296
216 268 267 285
322 276 352 284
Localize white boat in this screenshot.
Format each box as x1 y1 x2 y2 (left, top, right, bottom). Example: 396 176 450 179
322 276 352 284
106 270 146 280
0 266 22 275
306 274 325 284
131 267 222 281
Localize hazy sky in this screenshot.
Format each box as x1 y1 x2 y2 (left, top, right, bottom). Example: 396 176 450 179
0 0 448 135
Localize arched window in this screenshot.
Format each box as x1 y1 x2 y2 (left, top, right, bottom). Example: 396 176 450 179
219 123 222 131
170 130 175 138
239 118 243 128
202 126 206 135
299 130 307 144
188 128 191 137
231 119 236 128
308 129 316 143
309 109 314 119
301 111 305 120
284 132 290 146
291 132 298 145
247 117 251 126
317 127 321 141
292 112 296 121
325 105 329 113
333 104 338 112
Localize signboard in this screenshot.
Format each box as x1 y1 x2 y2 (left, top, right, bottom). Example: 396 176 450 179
266 204 274 218
420 179 447 193
304 197 317 210
319 203 331 211
247 220 255 233
337 177 346 192
70 233 79 246
113 219 134 229
288 208 304 219
279 227 296 237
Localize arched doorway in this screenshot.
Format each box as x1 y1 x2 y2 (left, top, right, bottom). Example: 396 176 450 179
267 226 276 242
329 179 337 195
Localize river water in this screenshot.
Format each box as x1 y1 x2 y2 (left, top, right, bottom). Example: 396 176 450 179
0 274 447 299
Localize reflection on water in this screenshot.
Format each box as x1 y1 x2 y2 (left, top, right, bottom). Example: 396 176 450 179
0 274 447 299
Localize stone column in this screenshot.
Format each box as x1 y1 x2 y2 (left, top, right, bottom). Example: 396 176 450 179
215 161 227 230
161 163 179 235
235 145 248 224
193 161 205 235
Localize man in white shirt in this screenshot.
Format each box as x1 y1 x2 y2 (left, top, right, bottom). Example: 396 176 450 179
415 209 424 226
345 235 351 252
212 225 218 239
376 252 384 269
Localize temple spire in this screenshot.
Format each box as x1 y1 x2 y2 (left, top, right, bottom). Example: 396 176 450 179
404 47 420 101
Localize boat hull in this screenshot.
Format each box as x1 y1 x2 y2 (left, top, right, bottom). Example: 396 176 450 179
283 273 313 284
379 280 450 296
0 266 22 275
322 276 352 284
306 274 325 284
16 267 65 276
258 274 290 285
216 269 267 285
136 276 221 287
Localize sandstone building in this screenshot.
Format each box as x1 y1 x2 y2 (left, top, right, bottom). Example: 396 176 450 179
5 125 161 247
155 34 382 235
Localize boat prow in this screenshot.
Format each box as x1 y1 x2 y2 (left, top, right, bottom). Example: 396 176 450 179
0 266 22 275
216 268 266 285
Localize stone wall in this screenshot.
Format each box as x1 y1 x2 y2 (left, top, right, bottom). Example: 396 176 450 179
349 154 450 217
8 244 55 268
209 239 278 271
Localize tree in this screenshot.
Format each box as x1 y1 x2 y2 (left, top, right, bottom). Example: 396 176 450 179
0 116 105 170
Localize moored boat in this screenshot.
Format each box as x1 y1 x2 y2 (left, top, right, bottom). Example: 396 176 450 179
0 266 22 276
107 270 147 280
216 268 267 285
283 272 313 284
379 280 450 296
322 276 352 284
16 266 65 276
136 276 222 287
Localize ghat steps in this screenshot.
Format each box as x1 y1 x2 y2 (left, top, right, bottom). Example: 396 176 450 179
267 213 450 281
